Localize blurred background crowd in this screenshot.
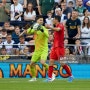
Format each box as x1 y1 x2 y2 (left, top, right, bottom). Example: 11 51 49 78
0 0 90 61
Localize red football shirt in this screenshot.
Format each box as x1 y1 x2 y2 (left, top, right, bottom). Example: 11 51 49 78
53 23 64 48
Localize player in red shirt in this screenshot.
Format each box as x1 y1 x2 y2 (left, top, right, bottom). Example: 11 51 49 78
45 16 74 82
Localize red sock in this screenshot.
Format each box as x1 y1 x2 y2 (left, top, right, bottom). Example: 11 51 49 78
48 66 53 78
63 64 72 76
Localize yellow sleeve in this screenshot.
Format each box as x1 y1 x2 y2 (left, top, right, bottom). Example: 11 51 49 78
27 28 35 34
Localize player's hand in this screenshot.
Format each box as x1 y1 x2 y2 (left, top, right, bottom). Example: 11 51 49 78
32 23 44 32
33 23 40 30
45 24 52 29
45 24 50 28
36 25 44 32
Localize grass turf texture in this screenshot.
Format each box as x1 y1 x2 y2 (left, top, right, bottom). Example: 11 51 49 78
0 78 90 90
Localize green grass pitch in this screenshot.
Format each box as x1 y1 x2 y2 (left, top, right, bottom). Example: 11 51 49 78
0 78 90 90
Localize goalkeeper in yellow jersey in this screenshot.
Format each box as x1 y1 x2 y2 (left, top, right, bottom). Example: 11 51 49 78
22 16 49 81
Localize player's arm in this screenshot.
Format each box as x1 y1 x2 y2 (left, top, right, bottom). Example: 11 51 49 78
19 24 35 37
45 24 61 31
50 27 61 31
19 28 35 37
27 28 35 34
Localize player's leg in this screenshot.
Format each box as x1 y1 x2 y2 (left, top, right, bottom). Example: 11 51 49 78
48 59 55 79
29 61 36 81
46 48 57 82
61 63 74 82
40 51 49 71
48 60 54 79
29 52 40 81
58 48 74 82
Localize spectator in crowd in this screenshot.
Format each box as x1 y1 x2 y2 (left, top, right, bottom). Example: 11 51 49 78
20 46 33 59
0 29 7 42
81 17 90 45
0 35 3 49
12 26 20 44
79 9 90 23
67 1 75 10
60 1 72 19
48 32 53 52
65 47 76 63
3 34 14 55
24 0 38 9
65 47 73 56
12 26 21 54
76 0 86 17
45 11 53 28
83 0 90 12
65 10 81 44
10 0 23 21
50 2 59 16
55 7 67 25
64 38 74 53
16 36 28 54
48 34 53 44
0 47 10 60
24 0 39 15
39 0 55 16
0 0 10 22
24 3 36 21
64 38 68 47
66 0 76 7
73 39 83 55
1 22 14 34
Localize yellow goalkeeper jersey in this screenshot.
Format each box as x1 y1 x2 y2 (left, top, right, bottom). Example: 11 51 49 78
27 26 49 52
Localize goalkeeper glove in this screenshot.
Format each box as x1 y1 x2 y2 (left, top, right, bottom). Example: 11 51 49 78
37 25 44 32
32 23 40 30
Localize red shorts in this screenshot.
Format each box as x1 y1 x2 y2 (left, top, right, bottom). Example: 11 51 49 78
50 47 65 60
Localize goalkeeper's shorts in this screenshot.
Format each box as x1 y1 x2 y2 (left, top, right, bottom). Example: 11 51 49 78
31 50 48 63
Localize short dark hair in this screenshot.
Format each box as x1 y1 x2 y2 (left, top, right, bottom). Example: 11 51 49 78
69 1 73 4
36 15 43 21
47 11 52 14
72 9 78 12
83 9 87 15
71 9 78 14
19 35 25 39
2 29 7 32
7 33 11 36
1 47 6 51
54 16 61 22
